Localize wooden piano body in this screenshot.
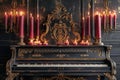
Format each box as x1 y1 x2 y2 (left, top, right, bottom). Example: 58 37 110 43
6 45 116 80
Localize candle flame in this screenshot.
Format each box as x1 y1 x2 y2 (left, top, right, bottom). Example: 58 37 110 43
109 11 112 14
103 11 105 14
5 12 7 16
113 12 116 15
73 39 78 45
44 40 48 45
16 11 18 15
96 11 99 15
37 14 39 18
30 13 33 17
95 11 100 16
88 12 90 15
10 11 13 15
19 11 24 16
85 40 90 45
82 17 85 20
65 39 69 45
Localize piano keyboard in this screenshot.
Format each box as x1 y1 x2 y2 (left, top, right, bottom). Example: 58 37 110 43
16 64 108 67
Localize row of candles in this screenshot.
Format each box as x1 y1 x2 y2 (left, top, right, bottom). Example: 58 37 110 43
4 10 117 45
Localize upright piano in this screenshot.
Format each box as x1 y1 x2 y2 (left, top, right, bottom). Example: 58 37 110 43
6 45 116 80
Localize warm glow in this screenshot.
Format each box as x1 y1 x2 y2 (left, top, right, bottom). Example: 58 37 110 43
30 13 33 17
34 40 42 45
85 40 90 45
19 11 24 16
95 11 99 15
113 11 116 16
43 40 48 45
103 11 105 14
65 39 69 45
82 17 85 20
5 12 7 15
10 11 13 15
73 39 78 45
109 11 112 14
88 12 90 16
80 40 85 45
37 14 39 18
16 11 18 15
30 39 34 43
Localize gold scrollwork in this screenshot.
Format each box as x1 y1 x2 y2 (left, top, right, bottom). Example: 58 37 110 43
40 0 80 44
50 73 71 80
104 73 117 80
6 60 19 80
56 54 66 58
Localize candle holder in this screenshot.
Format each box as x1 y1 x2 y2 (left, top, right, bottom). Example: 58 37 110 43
94 38 104 45
18 37 26 45
86 35 92 45
28 39 34 45
72 39 78 45
43 40 48 45
34 36 42 45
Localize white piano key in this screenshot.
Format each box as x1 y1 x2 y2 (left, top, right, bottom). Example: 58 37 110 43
16 64 108 67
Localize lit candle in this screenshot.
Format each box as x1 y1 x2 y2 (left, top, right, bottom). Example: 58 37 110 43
4 12 8 32
9 11 13 31
109 11 113 30
65 39 69 45
73 39 78 45
19 11 25 38
113 11 117 30
86 12 90 38
102 11 106 31
30 14 34 39
16 11 19 32
36 14 40 38
81 17 85 40
95 12 101 39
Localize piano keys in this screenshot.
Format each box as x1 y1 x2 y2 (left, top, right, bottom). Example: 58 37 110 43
16 64 108 68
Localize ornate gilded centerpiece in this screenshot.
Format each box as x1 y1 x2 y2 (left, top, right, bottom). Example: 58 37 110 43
40 0 80 45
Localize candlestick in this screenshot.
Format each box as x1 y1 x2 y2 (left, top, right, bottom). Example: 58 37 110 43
34 14 42 45
29 13 34 45
9 11 13 32
4 12 8 32
113 11 117 30
18 11 25 45
29 14 34 39
73 39 78 45
65 39 69 45
16 11 19 33
102 11 106 31
81 17 85 40
94 12 103 45
36 14 40 39
86 12 91 43
109 11 113 30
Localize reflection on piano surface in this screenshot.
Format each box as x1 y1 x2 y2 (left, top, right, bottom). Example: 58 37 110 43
6 45 116 80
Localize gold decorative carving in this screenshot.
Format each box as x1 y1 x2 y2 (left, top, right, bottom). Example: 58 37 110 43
56 54 66 58
51 73 71 80
40 0 80 44
51 21 68 44
104 73 117 80
6 47 19 80
35 76 86 80
97 75 101 80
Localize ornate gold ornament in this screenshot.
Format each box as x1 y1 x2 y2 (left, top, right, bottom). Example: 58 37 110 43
40 0 80 44
6 48 19 80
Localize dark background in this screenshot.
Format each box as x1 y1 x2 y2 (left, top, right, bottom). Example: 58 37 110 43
0 0 120 80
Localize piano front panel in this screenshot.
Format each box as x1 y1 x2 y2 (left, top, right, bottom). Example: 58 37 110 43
14 45 107 61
